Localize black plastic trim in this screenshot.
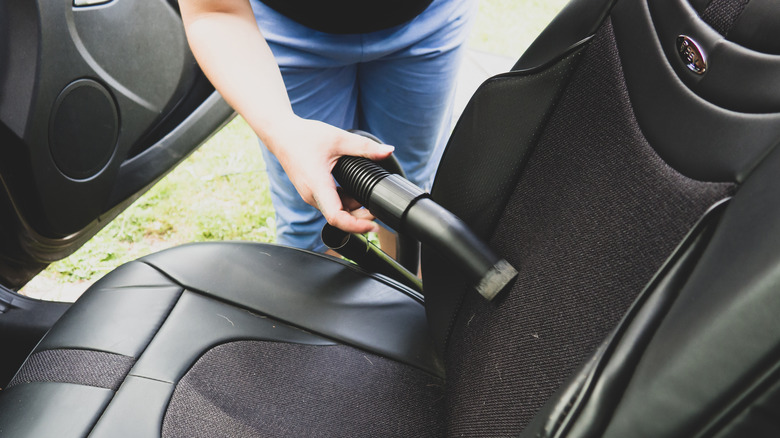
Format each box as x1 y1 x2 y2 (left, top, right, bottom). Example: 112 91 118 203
0 285 70 387
611 0 780 183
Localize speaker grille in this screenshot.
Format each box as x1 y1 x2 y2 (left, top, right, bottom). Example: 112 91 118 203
49 79 118 180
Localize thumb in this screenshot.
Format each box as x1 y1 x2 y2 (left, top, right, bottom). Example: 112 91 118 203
338 132 395 161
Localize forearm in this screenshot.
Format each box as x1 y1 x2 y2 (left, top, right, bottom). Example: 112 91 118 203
178 0 393 234
178 0 294 150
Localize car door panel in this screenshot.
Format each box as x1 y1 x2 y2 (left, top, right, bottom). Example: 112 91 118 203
0 0 233 288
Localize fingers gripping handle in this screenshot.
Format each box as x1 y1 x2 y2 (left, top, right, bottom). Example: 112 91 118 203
333 156 518 300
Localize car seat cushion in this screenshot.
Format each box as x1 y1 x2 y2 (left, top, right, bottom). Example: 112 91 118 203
1 243 442 438
163 340 444 438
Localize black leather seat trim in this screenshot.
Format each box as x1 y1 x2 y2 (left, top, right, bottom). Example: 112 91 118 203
139 242 443 376
649 0 780 114
86 291 338 437
432 50 586 242
600 144 780 436
34 261 183 358
89 376 174 438
2 243 442 436
727 0 780 56
521 199 729 438
711 372 780 437
84 291 336 438
611 0 780 183
0 382 112 438
129 290 335 384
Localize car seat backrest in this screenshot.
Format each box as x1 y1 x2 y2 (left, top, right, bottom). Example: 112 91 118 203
421 0 780 435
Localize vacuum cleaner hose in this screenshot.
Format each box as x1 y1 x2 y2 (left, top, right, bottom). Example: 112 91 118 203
333 156 517 300
321 223 422 293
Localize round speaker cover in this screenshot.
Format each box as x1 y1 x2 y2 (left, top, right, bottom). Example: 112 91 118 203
49 79 118 180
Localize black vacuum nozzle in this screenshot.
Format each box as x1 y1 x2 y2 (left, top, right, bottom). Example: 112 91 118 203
321 223 422 293
333 156 518 300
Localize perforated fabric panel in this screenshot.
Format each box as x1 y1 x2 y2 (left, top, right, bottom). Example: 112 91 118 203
422 47 586 357
443 21 735 436
8 349 134 391
163 341 445 438
700 0 750 35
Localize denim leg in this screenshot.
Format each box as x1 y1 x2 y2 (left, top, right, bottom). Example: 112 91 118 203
259 65 359 253
357 0 476 189
357 48 464 190
250 0 474 251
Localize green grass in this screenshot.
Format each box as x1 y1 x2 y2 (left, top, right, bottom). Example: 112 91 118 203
21 118 274 301
20 0 568 301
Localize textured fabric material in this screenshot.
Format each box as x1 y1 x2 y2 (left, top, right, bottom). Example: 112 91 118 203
163 341 444 438
8 349 134 391
443 21 735 436
701 0 751 36
422 49 585 356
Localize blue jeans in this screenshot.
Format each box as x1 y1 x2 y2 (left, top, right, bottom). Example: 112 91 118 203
250 0 476 252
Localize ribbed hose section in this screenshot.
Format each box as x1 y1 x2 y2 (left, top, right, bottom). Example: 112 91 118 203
333 157 391 207
333 155 518 301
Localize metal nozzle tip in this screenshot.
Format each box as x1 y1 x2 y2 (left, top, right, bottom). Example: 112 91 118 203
475 259 518 301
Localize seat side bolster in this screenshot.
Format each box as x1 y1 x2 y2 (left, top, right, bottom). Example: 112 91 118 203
602 144 780 437
34 261 183 358
139 242 442 376
522 200 727 438
0 382 113 438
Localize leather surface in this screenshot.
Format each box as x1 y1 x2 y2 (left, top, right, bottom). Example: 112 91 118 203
89 376 175 438
87 292 335 438
600 139 780 437
612 0 780 182
727 0 780 55
131 291 335 383
2 242 439 437
711 375 780 438
689 0 710 13
0 382 112 438
34 261 182 358
140 242 441 376
0 288 70 386
649 0 780 113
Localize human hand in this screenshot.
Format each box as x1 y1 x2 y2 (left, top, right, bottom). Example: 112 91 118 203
180 1 392 234
262 116 395 234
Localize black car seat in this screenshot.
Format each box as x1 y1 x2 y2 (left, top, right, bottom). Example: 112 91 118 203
2 0 780 436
